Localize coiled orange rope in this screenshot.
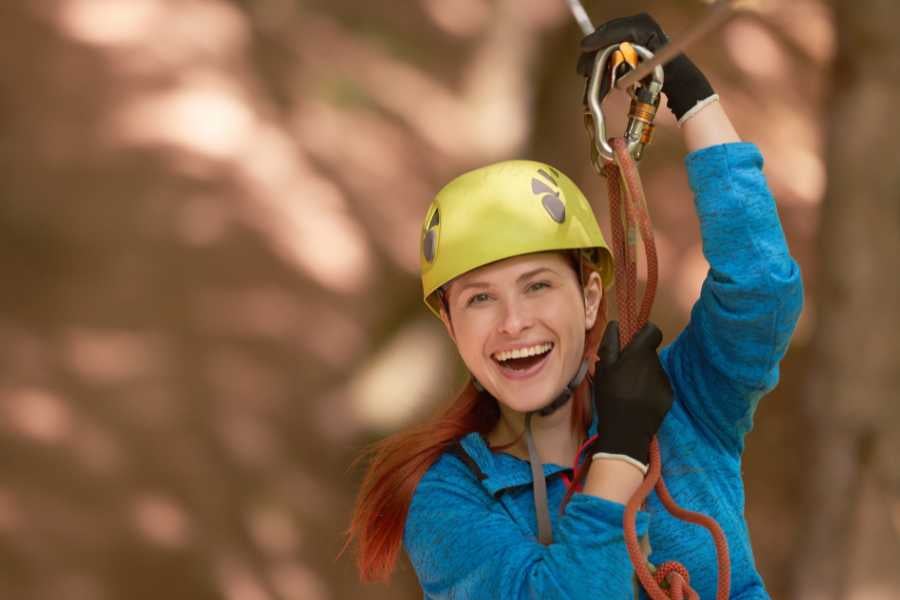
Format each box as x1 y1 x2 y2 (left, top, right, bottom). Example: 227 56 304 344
604 137 731 600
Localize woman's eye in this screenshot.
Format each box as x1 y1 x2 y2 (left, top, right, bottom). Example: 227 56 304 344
528 281 550 292
467 292 490 306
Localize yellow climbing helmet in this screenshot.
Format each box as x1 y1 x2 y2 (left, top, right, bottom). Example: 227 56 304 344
420 159 613 317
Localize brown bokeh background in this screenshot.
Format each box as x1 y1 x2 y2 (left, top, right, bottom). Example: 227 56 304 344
1 1 898 599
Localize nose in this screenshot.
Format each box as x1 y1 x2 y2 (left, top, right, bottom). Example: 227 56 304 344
497 297 534 337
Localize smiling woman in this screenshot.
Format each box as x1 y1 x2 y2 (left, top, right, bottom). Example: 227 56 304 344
348 12 804 600
439 253 602 422
347 158 615 581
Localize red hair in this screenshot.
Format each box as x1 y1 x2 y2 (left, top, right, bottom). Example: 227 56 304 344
347 256 607 582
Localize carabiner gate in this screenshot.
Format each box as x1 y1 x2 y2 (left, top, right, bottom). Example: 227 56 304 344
583 43 664 171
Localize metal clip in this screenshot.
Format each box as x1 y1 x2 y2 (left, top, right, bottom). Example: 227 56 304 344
583 43 664 171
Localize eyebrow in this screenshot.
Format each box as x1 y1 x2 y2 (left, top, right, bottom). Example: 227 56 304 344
454 267 558 295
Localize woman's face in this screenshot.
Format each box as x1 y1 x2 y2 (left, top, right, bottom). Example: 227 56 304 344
440 252 602 414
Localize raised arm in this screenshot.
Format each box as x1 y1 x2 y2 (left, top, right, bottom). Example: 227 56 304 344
661 108 803 452
578 12 803 453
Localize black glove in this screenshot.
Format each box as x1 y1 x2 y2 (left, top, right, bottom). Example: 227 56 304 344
588 321 673 466
576 12 715 122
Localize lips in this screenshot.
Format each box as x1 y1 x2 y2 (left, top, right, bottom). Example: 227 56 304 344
493 342 550 362
492 344 554 381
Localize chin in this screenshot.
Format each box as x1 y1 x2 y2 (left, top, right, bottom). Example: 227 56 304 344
492 382 561 415
474 350 577 414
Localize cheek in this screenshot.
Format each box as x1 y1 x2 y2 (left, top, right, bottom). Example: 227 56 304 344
557 300 587 358
569 326 587 360
458 344 483 374
450 319 490 372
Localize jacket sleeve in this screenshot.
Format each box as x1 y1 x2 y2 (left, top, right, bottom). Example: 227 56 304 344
403 455 650 599
660 142 804 454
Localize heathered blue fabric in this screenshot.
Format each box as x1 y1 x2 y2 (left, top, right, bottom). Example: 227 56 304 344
403 143 804 599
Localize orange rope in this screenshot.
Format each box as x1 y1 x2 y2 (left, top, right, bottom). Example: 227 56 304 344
604 137 731 600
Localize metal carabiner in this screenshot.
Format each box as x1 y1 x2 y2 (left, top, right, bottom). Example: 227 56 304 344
583 43 664 170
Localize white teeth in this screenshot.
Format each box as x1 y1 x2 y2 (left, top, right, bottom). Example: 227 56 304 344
493 343 553 362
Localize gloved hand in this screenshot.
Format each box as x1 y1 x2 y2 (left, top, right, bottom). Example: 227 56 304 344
588 321 673 466
576 12 715 122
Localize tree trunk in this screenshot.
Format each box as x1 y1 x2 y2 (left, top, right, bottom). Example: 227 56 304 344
790 1 900 597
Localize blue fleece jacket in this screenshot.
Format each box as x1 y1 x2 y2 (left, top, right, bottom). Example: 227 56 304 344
403 143 804 599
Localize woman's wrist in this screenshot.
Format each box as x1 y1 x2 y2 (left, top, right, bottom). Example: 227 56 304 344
681 99 741 152
583 457 644 504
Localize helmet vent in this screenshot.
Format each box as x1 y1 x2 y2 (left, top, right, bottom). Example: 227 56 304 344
423 206 440 262
423 229 437 262
531 178 555 196
537 168 558 185
542 195 566 223
532 177 566 224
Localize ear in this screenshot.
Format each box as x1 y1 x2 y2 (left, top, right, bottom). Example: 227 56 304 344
438 299 457 342
583 271 603 330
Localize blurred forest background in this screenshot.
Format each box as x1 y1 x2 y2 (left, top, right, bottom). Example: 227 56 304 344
1 0 898 599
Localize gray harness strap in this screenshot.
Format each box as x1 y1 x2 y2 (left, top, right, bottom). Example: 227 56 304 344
525 412 553 545
525 359 590 546
447 442 488 482
468 359 589 546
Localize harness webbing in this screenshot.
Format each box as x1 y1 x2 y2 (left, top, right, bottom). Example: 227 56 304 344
527 358 589 545
447 442 487 482
525 413 553 545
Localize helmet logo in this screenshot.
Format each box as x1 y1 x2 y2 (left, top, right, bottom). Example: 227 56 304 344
532 168 566 224
422 206 440 262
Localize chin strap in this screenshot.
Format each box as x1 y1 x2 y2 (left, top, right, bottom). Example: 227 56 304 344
536 359 590 417
525 358 590 545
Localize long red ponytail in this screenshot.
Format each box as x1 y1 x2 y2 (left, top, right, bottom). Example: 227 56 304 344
347 256 607 582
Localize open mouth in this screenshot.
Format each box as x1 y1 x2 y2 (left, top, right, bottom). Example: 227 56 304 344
492 342 554 376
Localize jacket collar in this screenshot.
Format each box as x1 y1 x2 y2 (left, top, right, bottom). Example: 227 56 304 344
458 432 571 498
